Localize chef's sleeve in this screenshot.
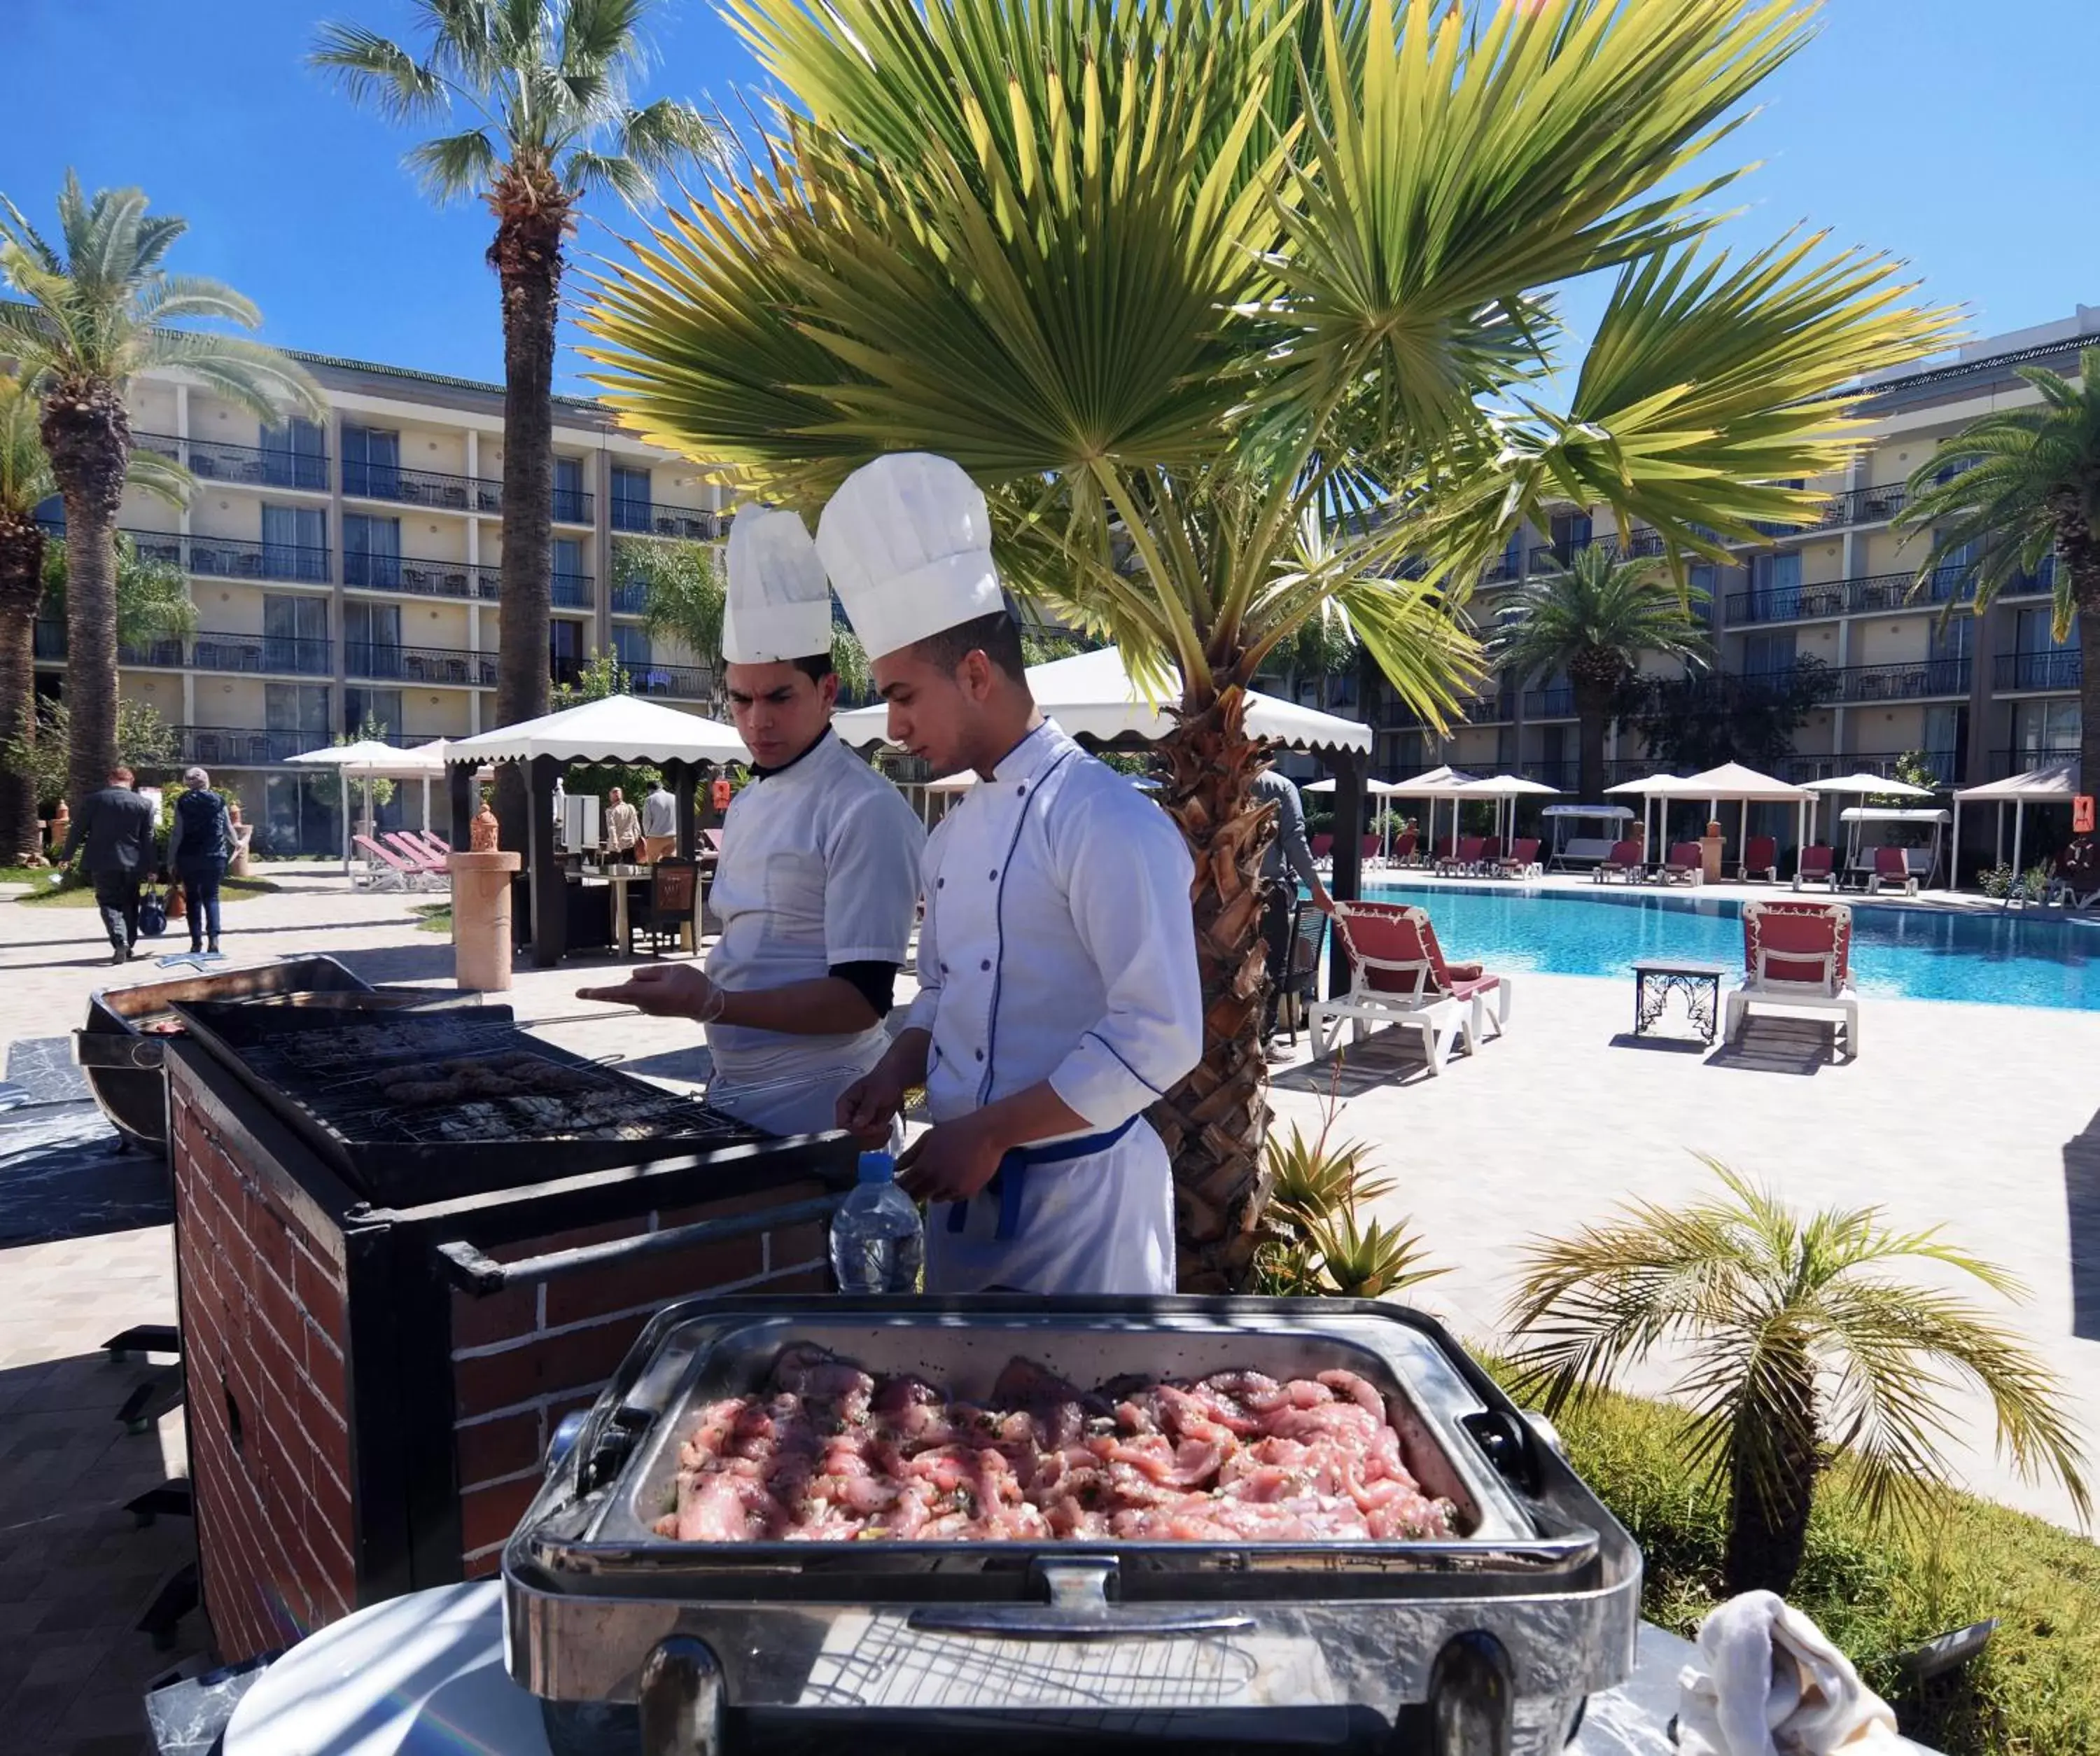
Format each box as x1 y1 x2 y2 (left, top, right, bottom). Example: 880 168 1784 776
902 868 942 1038
1046 789 1203 1128
822 793 925 966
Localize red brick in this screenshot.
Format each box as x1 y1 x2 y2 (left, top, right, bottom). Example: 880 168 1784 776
449 1283 538 1351
486 1216 645 1265
253 1262 301 1356
249 1199 294 1288
290 1238 344 1324
458 1475 539 1556
304 1320 347 1407
451 1312 649 1418
540 1236 762 1328
455 1409 543 1489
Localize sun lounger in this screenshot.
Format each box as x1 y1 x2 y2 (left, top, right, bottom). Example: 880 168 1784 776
1660 841 1703 885
1592 838 1643 883
1362 832 1384 868
1311 901 1512 1074
1388 829 1420 868
1434 835 1485 877
383 831 448 877
1740 835 1779 882
1493 837 1541 879
352 833 426 891
1793 844 1836 891
2045 839 2100 909
1865 844 1917 897
1310 832 1334 867
1724 898 1859 1058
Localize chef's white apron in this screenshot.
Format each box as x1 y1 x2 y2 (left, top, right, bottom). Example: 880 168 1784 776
924 1117 1175 1295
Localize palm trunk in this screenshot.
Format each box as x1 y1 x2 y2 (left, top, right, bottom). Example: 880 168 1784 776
39 382 130 819
1148 685 1275 1293
0 514 43 863
1572 678 1614 802
2048 501 2100 793
489 167 570 851
1721 1344 1821 1596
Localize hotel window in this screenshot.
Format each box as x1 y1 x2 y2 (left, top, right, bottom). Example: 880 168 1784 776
261 503 328 580
553 537 588 606
1548 510 1590 559
1741 630 1797 680
341 426 402 499
2012 697 2079 758
611 465 652 531
346 601 404 677
610 623 652 667
554 456 587 523
262 593 328 673
259 417 328 490
265 682 331 736
344 688 403 739
1749 550 1801 620
344 514 401 588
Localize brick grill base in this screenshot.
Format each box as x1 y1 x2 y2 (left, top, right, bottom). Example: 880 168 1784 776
166 1041 844 1665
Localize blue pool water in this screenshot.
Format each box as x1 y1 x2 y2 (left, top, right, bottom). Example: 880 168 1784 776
1357 881 2100 1011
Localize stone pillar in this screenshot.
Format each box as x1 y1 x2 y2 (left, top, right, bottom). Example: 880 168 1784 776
449 850 522 991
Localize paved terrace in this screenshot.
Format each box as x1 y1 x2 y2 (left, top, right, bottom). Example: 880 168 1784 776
0 861 2093 1748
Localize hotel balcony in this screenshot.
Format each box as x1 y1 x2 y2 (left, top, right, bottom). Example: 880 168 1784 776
552 571 595 610
1782 749 1964 786
610 500 725 541
134 431 329 492
112 527 332 586
1991 745 2080 779
615 661 712 702
1455 691 1516 725
34 623 332 677
1725 569 1975 627
1522 685 1576 720
1993 650 2080 693
609 578 651 615
553 487 596 526
343 459 503 515
1747 659 1970 705
345 643 496 688
345 552 503 601
1518 758 1579 790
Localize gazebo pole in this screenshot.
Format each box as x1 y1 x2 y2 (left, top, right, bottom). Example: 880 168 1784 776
2013 799 2026 882
339 769 350 877
1328 751 1367 997
1951 797 1963 889
447 761 473 851
1996 802 2005 870
528 754 566 968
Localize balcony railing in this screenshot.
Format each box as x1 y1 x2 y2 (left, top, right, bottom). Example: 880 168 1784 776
610 500 724 540
1527 527 1667 573
188 631 335 677
135 431 330 492
1455 692 1515 723
346 552 503 600
174 726 323 765
31 622 186 667
614 662 712 702
552 571 594 609
1522 685 1576 719
1819 658 1972 703
1726 583 1848 626
1994 650 2082 692
1782 750 1964 786
1993 746 2080 779
346 642 496 688
609 579 651 615
343 459 503 514
122 528 332 585
1518 759 1579 790
553 488 595 525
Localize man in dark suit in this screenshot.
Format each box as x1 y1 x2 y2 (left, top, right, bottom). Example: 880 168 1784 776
64 765 159 963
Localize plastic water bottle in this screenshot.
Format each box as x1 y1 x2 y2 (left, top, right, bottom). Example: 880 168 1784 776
828 1152 925 1294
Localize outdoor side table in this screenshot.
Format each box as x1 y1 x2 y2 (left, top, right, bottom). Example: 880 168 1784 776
1630 958 1731 1044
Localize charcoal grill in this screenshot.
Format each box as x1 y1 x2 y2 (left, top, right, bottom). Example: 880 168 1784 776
169 1001 766 1206
505 1297 1642 1755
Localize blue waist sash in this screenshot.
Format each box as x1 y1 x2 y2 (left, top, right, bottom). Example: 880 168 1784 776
944 1116 1140 1243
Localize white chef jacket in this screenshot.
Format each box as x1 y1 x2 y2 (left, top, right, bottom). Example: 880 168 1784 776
909 719 1202 1295
704 734 925 1136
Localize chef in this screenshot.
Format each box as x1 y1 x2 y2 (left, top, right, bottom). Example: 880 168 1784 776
577 506 924 1138
822 453 1203 1295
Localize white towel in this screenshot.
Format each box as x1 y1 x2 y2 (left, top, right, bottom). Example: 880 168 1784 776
1676 1591 1903 1756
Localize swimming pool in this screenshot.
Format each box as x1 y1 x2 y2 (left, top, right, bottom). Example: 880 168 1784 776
1355 881 2100 1011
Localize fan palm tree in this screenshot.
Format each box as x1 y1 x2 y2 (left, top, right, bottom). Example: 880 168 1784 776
1492 547 1711 801
311 0 722 842
1506 1162 2090 1596
1898 344 2100 788
0 374 53 863
0 174 319 818
580 0 1957 1289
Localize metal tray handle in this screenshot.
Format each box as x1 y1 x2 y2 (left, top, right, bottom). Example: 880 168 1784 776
906 1559 1255 1641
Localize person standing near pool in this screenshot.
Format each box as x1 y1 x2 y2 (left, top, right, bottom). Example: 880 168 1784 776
167 767 235 958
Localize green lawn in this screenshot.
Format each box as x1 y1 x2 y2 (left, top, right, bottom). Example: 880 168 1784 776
1516 1373 2100 1755
412 903 452 935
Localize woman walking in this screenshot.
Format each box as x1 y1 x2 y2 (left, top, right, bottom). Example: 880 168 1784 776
167 768 234 957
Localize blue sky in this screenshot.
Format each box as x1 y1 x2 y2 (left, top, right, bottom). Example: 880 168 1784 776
5 0 2096 397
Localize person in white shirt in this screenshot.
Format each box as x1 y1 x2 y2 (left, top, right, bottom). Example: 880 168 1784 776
577 508 924 1138
638 781 679 863
822 454 1203 1295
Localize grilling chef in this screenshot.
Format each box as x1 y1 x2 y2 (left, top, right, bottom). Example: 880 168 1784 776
577 506 925 1138
822 453 1203 1295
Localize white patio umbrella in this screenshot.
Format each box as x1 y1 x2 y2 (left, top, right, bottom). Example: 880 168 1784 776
1603 772 1684 863
1303 774 1406 859
448 694 748 765
1801 770 1935 846
1953 762 2081 888
1446 774 1560 849
1624 762 1812 877
1377 765 1478 863
285 739 435 874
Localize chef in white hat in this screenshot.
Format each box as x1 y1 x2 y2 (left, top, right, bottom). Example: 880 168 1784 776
578 506 925 1138
822 454 1203 1295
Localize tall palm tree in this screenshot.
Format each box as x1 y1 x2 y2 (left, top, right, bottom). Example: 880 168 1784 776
0 174 319 818
580 0 1956 1289
1505 1162 2089 1597
0 374 53 863
1492 546 1710 801
311 0 721 842
1898 344 2100 788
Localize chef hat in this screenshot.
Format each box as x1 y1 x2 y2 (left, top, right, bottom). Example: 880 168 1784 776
722 503 835 665
816 453 1007 661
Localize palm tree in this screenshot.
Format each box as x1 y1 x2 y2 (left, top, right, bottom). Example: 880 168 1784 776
0 373 53 862
580 0 1956 1289
311 0 721 843
1492 546 1710 801
1505 1162 2090 1597
0 174 319 818
1898 344 2100 788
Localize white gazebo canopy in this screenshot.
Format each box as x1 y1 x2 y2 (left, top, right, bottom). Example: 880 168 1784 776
1953 761 2082 882
1444 773 1559 847
832 645 1373 755
1301 776 1406 795
1602 763 1809 863
286 739 461 874
1800 770 1935 844
447 695 749 766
